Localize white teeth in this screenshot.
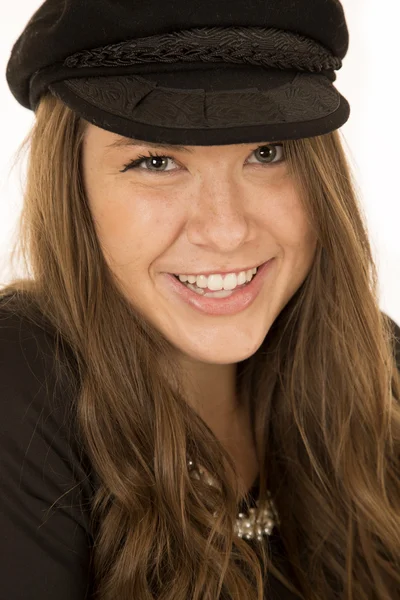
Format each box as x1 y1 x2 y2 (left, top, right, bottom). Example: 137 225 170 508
204 289 234 298
221 273 237 291
177 267 258 291
196 275 209 289
237 271 247 285
186 283 205 295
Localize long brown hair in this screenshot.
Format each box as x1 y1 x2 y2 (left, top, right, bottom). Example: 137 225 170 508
1 93 400 599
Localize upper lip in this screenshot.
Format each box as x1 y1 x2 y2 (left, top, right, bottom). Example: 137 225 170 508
171 260 270 277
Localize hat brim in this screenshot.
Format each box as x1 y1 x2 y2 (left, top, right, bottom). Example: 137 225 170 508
48 65 349 145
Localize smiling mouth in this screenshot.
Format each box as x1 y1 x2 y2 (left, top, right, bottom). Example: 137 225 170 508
164 258 275 311
172 265 262 294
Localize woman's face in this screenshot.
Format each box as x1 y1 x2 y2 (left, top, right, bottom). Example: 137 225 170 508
82 124 317 365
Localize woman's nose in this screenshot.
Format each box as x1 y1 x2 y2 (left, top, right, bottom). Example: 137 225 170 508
185 177 254 252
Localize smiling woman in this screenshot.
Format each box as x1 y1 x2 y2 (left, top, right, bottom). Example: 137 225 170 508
1 1 400 600
82 125 316 353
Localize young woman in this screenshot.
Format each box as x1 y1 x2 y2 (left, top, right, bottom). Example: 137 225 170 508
1 1 400 599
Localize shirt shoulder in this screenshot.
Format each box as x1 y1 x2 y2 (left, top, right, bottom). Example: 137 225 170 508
0 291 83 461
0 292 95 599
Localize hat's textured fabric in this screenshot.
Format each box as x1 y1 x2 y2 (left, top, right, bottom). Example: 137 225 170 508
63 27 342 72
61 72 339 128
6 0 351 145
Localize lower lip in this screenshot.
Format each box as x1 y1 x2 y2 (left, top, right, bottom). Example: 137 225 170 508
162 259 275 316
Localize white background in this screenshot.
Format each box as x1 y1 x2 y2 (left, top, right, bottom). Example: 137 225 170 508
0 1 399 326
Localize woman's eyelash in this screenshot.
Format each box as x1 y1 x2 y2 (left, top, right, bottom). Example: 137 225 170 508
120 144 285 173
121 152 168 172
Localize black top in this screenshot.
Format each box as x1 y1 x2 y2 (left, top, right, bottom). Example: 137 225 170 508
1 293 399 600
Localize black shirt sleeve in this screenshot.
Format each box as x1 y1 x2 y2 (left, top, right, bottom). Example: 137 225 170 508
0 301 95 600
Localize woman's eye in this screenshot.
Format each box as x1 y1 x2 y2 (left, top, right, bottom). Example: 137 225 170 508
247 144 284 165
121 153 178 173
120 143 285 173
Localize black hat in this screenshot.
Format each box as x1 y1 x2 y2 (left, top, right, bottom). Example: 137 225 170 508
6 0 350 146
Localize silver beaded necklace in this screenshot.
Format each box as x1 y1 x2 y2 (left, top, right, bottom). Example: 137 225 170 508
187 456 280 541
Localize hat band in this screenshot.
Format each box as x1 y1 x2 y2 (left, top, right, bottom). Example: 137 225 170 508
64 26 342 73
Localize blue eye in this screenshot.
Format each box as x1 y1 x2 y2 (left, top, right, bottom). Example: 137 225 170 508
120 143 285 173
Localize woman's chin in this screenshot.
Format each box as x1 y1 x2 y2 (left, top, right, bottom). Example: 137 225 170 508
175 337 266 365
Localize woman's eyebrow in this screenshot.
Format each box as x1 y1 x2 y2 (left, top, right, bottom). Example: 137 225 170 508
106 137 194 153
105 137 281 155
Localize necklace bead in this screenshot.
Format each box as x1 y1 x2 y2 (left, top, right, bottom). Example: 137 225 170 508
187 456 279 540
